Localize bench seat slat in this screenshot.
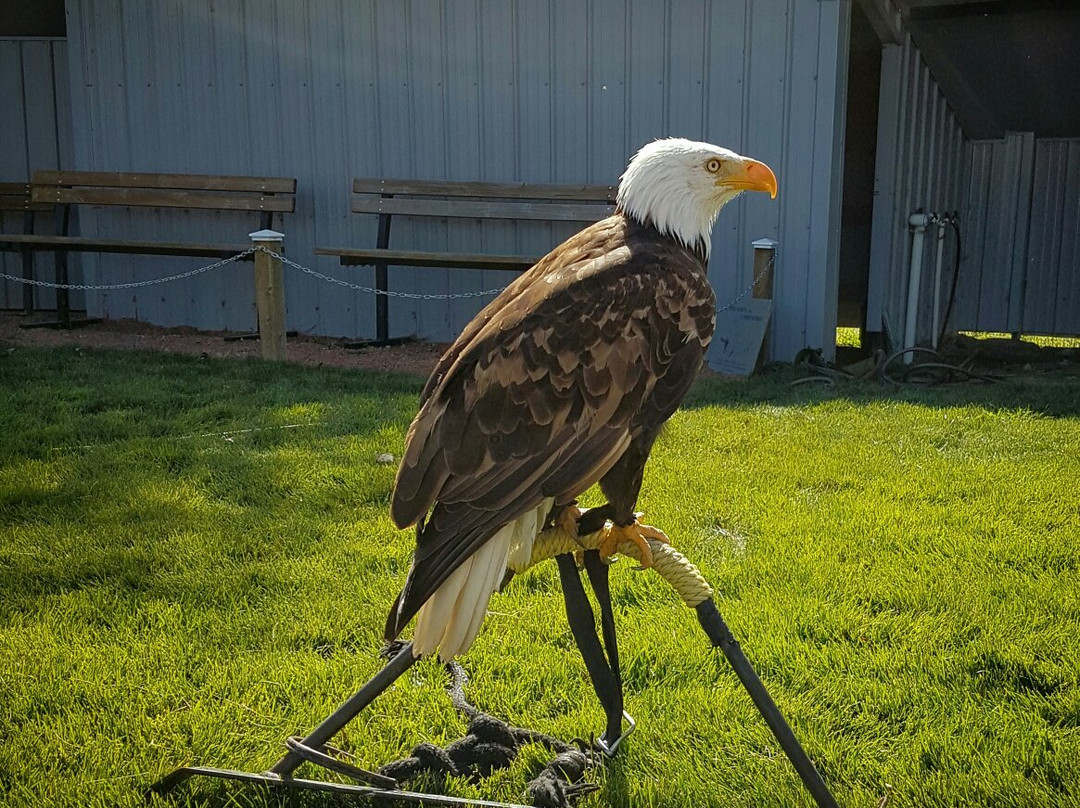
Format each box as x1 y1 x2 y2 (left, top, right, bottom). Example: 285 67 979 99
0 199 52 212
350 196 613 222
0 234 255 258
30 187 296 212
352 179 617 202
316 246 540 271
33 171 297 194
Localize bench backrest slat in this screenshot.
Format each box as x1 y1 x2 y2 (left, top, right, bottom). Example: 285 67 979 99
30 171 296 213
352 178 617 203
0 182 52 212
34 171 296 194
31 186 295 212
351 196 614 222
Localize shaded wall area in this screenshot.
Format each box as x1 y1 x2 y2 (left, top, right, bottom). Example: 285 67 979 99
0 37 77 311
954 135 1080 337
865 32 966 348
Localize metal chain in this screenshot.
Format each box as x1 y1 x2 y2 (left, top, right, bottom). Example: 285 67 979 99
716 253 775 314
0 248 257 291
258 247 779 310
256 247 505 300
0 244 776 309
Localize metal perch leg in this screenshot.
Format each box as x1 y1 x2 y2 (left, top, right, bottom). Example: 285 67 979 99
525 519 840 808
152 519 839 808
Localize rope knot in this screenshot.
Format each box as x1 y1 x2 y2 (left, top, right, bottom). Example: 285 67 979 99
468 713 520 748
410 742 458 776
526 750 600 808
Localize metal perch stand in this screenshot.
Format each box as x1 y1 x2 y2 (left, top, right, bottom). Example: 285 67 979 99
150 524 839 808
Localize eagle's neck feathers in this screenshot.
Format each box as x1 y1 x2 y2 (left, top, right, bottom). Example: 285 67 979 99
616 180 721 260
615 137 751 260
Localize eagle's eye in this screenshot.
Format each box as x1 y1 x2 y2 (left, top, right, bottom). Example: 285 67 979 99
705 158 723 174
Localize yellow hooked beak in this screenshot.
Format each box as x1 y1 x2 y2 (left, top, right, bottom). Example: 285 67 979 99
722 159 778 199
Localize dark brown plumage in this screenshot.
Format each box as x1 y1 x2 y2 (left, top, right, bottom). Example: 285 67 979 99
385 138 777 660
387 215 713 645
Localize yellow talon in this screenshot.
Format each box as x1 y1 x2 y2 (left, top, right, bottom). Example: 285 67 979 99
551 505 588 566
597 518 670 568
556 504 583 541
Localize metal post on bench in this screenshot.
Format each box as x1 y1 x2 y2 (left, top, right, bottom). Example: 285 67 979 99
250 229 287 361
21 206 35 315
374 202 392 344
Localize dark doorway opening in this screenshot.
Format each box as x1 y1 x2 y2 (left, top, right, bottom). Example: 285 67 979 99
0 0 66 37
837 2 883 358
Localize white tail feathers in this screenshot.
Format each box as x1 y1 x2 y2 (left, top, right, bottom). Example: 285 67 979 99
411 498 554 662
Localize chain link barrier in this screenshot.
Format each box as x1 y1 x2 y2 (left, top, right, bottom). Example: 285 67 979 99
0 248 258 291
716 252 775 314
259 247 506 301
0 244 777 311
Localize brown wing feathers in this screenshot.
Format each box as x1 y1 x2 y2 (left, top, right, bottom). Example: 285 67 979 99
386 215 714 643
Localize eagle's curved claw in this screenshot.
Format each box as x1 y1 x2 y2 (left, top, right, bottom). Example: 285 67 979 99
557 504 584 542
551 504 590 566
597 518 670 568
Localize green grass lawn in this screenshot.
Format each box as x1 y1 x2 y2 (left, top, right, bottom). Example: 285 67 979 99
1 347 1078 808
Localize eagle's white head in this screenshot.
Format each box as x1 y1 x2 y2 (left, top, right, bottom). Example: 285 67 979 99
616 137 778 257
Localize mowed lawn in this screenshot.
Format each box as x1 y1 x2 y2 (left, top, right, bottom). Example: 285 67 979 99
1 347 1078 808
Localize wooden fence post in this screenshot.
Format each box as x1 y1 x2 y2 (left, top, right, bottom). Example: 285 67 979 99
752 238 778 370
250 229 287 361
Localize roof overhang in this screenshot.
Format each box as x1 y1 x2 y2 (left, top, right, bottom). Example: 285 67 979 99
858 0 1080 139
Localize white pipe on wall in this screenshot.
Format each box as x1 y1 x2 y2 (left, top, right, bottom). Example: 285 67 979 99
904 212 932 363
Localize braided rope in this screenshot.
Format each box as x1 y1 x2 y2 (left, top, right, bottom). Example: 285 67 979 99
521 525 714 608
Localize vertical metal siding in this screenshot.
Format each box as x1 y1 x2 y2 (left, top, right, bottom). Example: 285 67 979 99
1025 140 1067 334
0 41 32 312
1047 139 1080 335
865 33 967 346
961 135 1080 336
61 0 848 360
804 0 849 358
0 38 76 311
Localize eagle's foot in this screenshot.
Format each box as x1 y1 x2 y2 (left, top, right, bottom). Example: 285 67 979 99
556 504 584 541
549 504 588 565
597 517 670 568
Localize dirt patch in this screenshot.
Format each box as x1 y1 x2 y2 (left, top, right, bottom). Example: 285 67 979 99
0 311 448 377
4 310 1076 383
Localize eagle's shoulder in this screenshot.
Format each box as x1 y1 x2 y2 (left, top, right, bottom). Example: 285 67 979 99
391 214 713 530
420 215 707 399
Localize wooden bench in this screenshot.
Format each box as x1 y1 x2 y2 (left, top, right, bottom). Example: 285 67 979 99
316 179 617 343
0 182 53 314
0 171 296 326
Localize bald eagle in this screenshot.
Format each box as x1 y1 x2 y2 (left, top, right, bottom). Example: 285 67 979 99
387 138 777 661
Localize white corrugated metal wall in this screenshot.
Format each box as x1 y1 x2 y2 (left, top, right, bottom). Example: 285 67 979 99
0 37 78 311
59 0 851 363
959 135 1080 336
865 32 966 348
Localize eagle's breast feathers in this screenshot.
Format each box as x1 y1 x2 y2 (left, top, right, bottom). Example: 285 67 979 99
391 215 714 536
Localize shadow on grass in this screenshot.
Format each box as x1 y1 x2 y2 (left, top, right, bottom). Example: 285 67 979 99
0 347 423 458
146 758 635 808
685 364 1080 418
0 348 422 609
146 779 392 808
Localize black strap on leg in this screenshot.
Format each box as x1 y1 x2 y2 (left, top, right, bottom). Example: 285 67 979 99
582 551 621 707
555 552 625 748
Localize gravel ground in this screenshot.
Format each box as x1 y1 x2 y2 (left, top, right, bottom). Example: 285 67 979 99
0 310 447 377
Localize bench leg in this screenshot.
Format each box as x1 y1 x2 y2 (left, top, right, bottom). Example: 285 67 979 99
55 249 70 329
375 261 389 343
20 247 33 315
374 206 393 343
